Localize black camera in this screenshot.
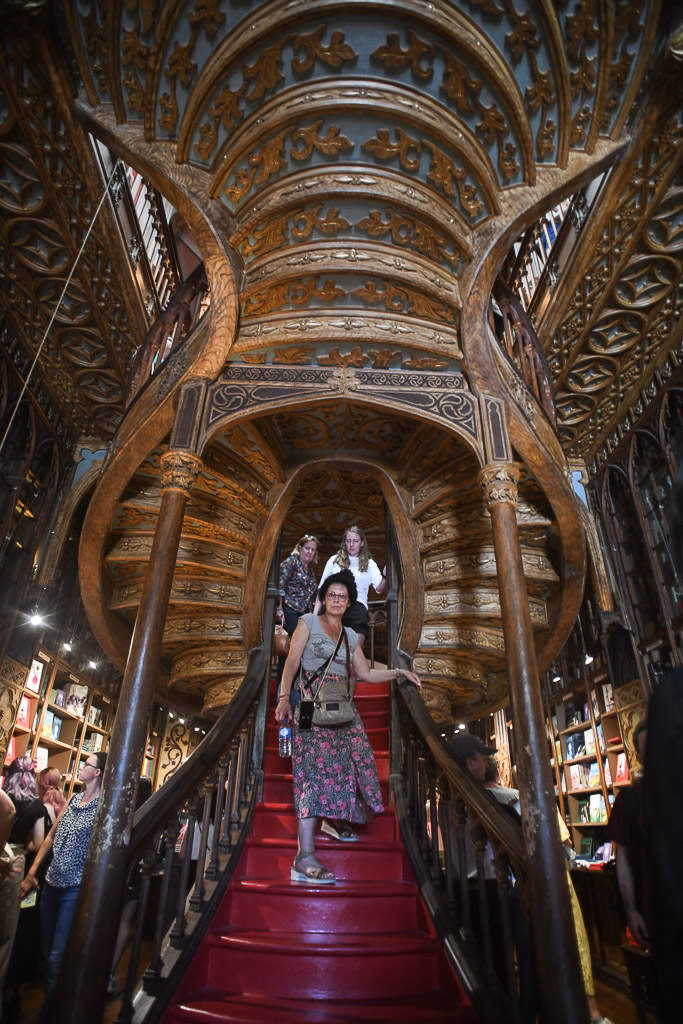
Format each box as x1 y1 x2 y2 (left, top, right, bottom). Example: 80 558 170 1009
299 700 314 730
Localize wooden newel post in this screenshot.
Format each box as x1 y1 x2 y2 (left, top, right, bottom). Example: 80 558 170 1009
52 449 202 1024
479 463 588 1024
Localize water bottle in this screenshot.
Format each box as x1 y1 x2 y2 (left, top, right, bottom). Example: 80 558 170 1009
278 723 292 758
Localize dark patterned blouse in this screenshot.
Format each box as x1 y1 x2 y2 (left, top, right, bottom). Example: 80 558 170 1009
45 792 99 888
278 555 318 613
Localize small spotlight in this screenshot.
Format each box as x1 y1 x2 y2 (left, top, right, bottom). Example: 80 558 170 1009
584 653 594 666
168 713 175 719
458 723 466 731
30 613 44 626
63 641 72 652
88 660 97 669
194 726 200 731
179 717 185 725
552 672 561 683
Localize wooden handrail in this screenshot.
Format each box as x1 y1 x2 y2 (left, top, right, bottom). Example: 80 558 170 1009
105 545 280 1024
384 514 530 1023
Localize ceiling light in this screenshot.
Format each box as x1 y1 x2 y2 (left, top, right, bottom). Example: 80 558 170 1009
584 652 594 666
88 660 97 669
30 612 44 626
63 641 72 652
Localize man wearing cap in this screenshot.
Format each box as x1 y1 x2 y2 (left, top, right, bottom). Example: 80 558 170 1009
446 732 535 1024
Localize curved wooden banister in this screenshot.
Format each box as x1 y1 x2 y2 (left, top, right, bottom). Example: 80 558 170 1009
491 275 557 427
92 547 280 1024
125 263 209 409
384 518 530 1023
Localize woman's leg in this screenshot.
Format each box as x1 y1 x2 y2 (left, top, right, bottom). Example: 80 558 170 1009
296 816 318 858
39 884 79 1022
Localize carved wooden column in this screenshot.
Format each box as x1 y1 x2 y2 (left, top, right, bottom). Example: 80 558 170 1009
52 448 202 1024
479 463 588 1024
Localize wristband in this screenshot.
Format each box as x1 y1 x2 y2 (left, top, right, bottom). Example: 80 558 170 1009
278 695 291 702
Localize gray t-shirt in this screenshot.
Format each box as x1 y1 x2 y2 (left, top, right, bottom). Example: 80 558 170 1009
299 613 358 680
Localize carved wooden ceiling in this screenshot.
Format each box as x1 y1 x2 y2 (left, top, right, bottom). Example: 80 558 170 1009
1 2 682 723
3 0 679 457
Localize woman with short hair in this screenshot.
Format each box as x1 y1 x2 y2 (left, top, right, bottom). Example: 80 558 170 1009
19 751 107 1021
276 570 420 884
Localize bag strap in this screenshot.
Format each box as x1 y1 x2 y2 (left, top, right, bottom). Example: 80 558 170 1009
299 627 345 700
315 630 352 704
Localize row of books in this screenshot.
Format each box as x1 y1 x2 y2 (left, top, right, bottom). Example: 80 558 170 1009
576 793 610 823
81 733 104 753
40 710 64 742
569 762 601 790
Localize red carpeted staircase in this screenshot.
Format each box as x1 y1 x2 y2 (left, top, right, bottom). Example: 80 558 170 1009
161 680 477 1023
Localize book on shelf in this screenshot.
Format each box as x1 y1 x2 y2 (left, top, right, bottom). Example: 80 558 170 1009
35 746 49 772
579 836 594 857
51 688 66 708
91 732 103 752
603 758 612 786
578 799 590 823
583 702 590 722
587 762 600 788
602 683 615 712
551 715 558 734
591 688 599 718
585 731 596 756
25 659 44 693
16 695 31 729
596 723 605 752
40 711 54 738
566 734 586 760
64 683 88 717
569 765 583 791
50 718 62 741
615 752 629 783
589 793 606 822
4 736 16 764
555 740 562 765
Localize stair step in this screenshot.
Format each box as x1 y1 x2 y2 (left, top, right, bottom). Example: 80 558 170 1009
203 929 444 999
249 804 397 842
165 989 475 1024
243 838 407 881
216 877 422 932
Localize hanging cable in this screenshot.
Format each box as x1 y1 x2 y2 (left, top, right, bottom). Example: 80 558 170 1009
0 157 123 459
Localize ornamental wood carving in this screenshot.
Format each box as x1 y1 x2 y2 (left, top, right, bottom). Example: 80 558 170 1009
2 1 673 723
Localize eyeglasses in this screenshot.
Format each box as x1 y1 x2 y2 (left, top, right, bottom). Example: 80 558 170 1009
81 761 99 770
326 592 348 601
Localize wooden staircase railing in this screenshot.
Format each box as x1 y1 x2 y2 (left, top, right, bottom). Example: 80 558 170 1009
105 547 280 1024
384 517 530 1023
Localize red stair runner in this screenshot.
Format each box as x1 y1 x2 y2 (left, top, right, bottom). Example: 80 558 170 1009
161 681 478 1023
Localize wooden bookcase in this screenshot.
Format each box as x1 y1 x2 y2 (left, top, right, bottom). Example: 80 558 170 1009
7 647 114 798
544 659 643 856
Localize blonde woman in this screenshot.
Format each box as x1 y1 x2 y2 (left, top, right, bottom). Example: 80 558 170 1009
316 526 385 649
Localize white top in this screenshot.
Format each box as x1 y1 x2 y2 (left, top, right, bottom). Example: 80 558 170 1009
319 555 383 609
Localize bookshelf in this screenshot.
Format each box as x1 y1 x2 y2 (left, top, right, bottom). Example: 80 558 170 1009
544 659 640 856
7 647 115 798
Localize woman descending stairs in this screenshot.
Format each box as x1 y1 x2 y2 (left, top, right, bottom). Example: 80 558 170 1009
161 680 478 1023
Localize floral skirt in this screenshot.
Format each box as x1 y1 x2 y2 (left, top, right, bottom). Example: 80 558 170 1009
292 677 383 822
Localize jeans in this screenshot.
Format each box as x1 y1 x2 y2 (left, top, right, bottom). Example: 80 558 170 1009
39 882 79 1022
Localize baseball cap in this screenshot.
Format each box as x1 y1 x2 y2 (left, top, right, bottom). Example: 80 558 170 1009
449 733 497 763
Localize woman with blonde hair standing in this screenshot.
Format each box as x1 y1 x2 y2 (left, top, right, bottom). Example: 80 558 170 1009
316 525 385 651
